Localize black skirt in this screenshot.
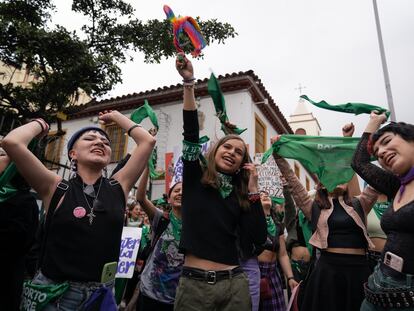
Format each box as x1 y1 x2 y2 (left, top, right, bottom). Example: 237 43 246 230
300 251 370 311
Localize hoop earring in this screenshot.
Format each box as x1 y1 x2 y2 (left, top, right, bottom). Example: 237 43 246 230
70 158 77 179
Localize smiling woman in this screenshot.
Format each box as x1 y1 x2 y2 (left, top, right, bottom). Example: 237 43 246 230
173 53 267 311
1 111 155 310
352 112 414 311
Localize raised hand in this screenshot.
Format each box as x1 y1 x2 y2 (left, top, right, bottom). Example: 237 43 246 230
270 135 281 145
365 111 387 133
175 52 194 81
98 110 119 125
244 162 259 193
342 123 355 137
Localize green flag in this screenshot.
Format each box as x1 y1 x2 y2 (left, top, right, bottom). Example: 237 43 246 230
262 135 361 192
301 95 390 119
207 73 247 135
130 100 159 130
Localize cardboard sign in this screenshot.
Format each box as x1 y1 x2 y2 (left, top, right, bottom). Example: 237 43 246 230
116 227 142 278
255 153 284 199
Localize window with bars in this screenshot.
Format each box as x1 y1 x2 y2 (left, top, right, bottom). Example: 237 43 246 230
45 132 65 169
105 124 127 163
255 114 267 154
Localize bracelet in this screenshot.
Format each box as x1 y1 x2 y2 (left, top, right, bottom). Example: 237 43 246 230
287 276 295 281
32 119 45 133
183 81 195 89
248 192 260 203
182 77 196 83
127 124 142 136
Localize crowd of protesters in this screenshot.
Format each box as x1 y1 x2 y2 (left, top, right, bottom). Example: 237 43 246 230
0 53 413 311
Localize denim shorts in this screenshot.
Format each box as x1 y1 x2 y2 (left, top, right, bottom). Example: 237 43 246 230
31 271 114 311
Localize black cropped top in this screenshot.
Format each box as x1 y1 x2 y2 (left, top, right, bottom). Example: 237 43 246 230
352 133 414 274
327 199 367 249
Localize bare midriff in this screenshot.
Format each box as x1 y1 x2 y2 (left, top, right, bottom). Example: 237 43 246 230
370 237 386 253
325 247 366 255
291 246 311 262
184 253 237 271
258 249 277 263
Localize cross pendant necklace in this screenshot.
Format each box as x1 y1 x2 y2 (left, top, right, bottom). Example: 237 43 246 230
82 177 103 226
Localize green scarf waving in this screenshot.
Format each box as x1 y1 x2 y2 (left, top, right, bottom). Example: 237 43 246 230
130 100 162 179
262 135 361 192
207 73 247 135
301 95 390 119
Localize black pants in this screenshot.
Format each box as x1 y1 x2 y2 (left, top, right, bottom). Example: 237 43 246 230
136 293 174 311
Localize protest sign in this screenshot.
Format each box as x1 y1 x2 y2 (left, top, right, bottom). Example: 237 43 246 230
255 153 284 199
116 227 142 278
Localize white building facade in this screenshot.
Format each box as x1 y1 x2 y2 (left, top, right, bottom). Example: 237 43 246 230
48 71 317 199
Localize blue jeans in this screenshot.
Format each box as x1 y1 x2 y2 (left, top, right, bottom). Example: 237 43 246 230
360 264 414 311
31 271 114 311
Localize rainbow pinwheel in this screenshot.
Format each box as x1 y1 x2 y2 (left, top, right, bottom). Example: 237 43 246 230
163 5 206 57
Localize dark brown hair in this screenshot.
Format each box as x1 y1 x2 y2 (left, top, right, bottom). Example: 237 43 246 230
201 135 250 210
314 183 352 209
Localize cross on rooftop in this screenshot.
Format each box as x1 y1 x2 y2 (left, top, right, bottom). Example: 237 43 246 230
295 83 307 95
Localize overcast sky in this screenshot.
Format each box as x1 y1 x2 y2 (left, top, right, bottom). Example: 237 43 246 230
55 0 413 136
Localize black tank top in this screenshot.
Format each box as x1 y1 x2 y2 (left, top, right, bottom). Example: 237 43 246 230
327 199 367 249
41 176 125 282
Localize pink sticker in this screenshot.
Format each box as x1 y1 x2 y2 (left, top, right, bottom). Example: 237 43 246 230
73 207 86 218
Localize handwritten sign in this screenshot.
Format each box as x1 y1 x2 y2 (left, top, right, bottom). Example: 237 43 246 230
116 227 142 278
255 153 284 199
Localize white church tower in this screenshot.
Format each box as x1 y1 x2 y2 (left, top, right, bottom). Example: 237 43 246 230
289 97 321 136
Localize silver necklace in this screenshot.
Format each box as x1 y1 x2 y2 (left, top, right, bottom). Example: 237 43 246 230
82 177 103 225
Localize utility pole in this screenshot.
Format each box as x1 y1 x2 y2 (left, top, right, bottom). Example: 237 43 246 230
372 0 396 121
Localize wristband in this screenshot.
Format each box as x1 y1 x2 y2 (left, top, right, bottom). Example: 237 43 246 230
183 82 195 89
127 124 142 136
32 119 45 133
287 276 295 281
182 77 196 83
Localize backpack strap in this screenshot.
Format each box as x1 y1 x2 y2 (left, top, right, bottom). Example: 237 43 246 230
150 211 170 249
39 180 70 267
351 197 366 224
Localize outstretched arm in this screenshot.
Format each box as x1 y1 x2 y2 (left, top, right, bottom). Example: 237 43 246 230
271 136 313 220
278 237 299 290
342 123 361 198
135 167 158 222
351 112 400 198
2 119 61 209
176 53 196 112
106 111 156 198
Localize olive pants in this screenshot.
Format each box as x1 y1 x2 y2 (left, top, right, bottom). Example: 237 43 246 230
174 273 251 311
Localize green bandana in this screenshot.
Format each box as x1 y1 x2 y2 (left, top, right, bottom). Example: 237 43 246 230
130 100 159 130
266 215 277 237
298 210 313 255
207 73 247 135
0 140 37 202
262 135 361 192
271 196 285 205
182 136 209 162
21 281 69 310
130 100 161 179
372 202 390 220
139 225 150 252
301 95 390 119
152 197 168 208
169 210 182 242
217 172 233 198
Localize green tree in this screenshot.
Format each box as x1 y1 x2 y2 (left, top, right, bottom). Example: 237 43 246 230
0 0 237 134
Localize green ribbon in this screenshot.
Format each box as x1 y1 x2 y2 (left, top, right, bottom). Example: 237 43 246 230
21 281 69 310
130 100 159 130
298 210 313 255
266 215 277 237
217 172 233 199
262 135 361 192
301 95 390 119
372 201 390 220
207 73 247 135
152 197 168 207
182 136 209 163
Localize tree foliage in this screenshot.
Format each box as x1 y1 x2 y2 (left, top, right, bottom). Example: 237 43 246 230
0 0 237 132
